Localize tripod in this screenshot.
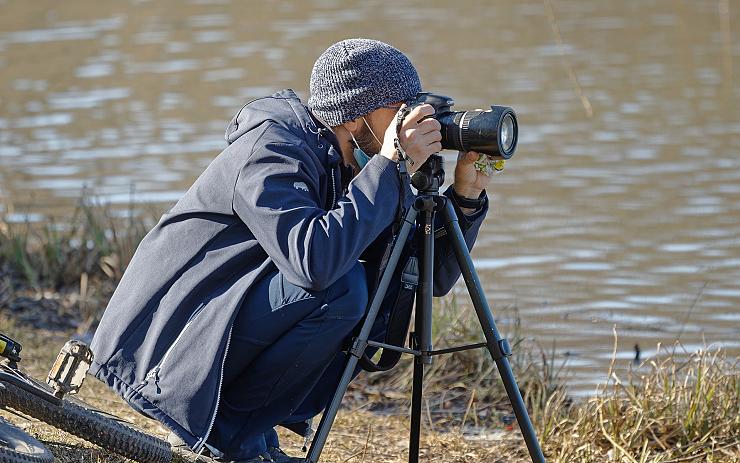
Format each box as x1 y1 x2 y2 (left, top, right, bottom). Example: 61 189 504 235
305 155 546 463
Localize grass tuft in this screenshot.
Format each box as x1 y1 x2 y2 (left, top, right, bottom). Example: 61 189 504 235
536 340 739 462
0 193 153 290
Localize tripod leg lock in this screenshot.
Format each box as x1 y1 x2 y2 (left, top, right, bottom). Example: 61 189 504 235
349 337 368 359
490 338 512 361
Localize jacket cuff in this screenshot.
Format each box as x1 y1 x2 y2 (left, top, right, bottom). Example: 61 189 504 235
444 185 488 231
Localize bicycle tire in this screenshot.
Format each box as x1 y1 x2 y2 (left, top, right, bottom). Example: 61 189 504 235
1 382 171 463
0 417 54 463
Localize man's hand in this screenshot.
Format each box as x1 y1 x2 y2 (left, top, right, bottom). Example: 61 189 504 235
380 104 442 174
453 150 494 214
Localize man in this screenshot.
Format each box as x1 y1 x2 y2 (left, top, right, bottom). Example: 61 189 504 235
90 38 492 462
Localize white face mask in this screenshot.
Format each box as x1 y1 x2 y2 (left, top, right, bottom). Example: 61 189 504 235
348 117 382 170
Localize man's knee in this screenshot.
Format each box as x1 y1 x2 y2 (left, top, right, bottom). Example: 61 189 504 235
321 262 368 322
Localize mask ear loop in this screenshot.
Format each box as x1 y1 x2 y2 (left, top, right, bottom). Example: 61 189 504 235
362 117 383 147
343 125 360 149
348 129 360 148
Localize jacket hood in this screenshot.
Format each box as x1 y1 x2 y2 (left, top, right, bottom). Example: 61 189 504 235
225 89 325 147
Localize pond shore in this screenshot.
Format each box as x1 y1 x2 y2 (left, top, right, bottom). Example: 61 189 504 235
1 208 738 462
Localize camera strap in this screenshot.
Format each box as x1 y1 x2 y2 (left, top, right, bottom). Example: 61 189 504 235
393 105 414 167
392 105 414 231
359 256 419 372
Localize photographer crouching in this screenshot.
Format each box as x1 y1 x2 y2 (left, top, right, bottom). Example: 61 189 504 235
89 38 493 463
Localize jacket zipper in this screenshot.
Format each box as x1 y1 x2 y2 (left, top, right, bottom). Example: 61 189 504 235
311 124 341 210
139 304 205 393
195 324 233 454
330 167 337 209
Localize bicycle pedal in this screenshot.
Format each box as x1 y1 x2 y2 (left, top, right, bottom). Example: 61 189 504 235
46 340 93 399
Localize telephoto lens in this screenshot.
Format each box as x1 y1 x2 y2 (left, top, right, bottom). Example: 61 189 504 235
409 92 518 159
437 105 518 159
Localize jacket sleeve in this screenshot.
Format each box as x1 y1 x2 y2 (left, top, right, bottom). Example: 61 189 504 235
233 124 414 291
431 185 489 296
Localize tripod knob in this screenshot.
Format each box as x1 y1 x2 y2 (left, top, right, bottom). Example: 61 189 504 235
490 338 512 361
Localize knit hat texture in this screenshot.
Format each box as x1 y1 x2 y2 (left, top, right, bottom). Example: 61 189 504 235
308 38 421 127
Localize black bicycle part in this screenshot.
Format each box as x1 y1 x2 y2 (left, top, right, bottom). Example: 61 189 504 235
0 366 171 463
0 417 53 463
0 368 60 408
306 155 546 462
0 335 21 364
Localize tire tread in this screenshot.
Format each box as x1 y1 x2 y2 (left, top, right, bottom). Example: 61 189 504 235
1 382 171 463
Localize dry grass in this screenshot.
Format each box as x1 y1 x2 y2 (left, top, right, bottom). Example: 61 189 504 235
533 331 739 462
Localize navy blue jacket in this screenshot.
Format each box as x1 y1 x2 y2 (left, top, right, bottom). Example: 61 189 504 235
89 89 487 452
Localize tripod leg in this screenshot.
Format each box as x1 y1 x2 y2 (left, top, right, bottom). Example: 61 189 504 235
408 201 435 463
306 206 419 463
408 347 423 463
441 201 547 463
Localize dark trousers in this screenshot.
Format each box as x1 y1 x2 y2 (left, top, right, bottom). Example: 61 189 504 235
206 261 385 460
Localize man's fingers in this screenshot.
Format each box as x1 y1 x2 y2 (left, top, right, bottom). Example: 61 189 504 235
417 117 441 134
395 104 446 164
402 122 441 140
426 130 442 143
405 128 441 145
402 127 418 140
406 103 435 123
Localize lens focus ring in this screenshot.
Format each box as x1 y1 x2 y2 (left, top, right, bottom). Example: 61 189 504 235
458 111 472 152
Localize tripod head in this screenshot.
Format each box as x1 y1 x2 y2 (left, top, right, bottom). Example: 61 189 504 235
410 154 445 193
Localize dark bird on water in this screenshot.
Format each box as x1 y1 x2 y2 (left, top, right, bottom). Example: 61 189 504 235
633 344 641 364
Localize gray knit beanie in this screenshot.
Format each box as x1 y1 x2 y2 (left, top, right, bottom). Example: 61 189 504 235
308 38 422 127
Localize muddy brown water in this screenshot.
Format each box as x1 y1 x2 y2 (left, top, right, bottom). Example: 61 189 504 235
0 1 738 396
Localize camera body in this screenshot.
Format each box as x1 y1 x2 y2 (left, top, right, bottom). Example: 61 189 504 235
407 92 518 159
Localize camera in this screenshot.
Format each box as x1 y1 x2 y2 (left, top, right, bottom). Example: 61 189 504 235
407 92 518 159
